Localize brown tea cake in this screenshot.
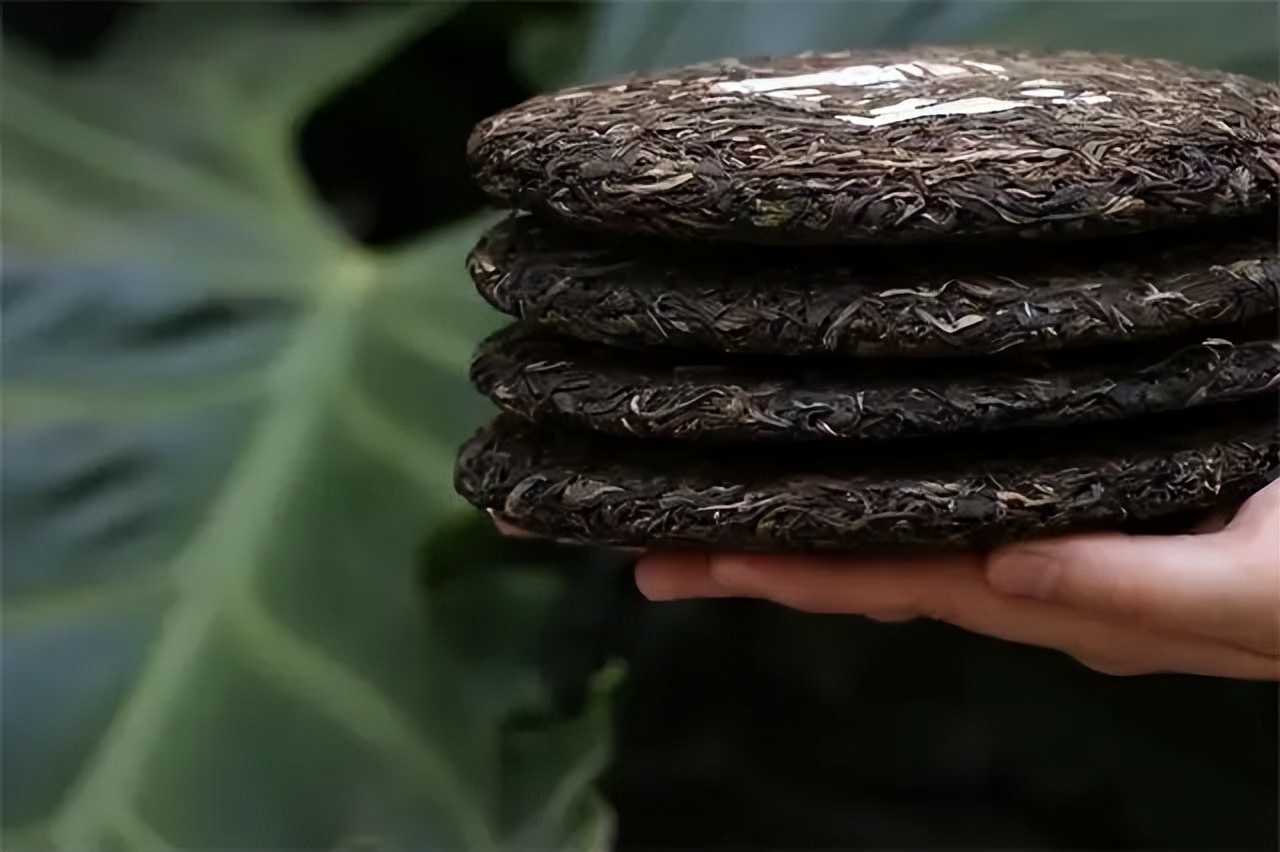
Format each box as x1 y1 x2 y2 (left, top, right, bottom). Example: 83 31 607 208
470 216 1279 357
472 324 1280 442
468 48 1279 245
453 403 1279 553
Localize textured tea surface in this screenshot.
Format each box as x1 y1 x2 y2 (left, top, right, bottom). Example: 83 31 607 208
454 402 1279 553
470 216 1279 357
469 48 1280 245
472 324 1280 441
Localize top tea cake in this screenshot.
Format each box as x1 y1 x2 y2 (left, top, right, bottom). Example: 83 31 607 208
468 48 1279 245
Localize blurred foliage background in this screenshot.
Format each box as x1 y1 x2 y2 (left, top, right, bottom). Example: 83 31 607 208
2 2 1276 851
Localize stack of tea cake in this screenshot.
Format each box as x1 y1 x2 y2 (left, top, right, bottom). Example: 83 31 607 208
454 47 1280 554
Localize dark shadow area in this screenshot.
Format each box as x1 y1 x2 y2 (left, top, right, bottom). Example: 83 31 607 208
296 3 541 245
585 568 1279 850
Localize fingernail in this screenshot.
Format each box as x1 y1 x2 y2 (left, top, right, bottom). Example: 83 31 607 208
987 550 1059 598
634 553 704 601
635 569 681 601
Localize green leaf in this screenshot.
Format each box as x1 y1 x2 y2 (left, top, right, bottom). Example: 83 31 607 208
509 5 595 93
2 6 616 851
578 0 934 80
973 0 1280 81
579 0 1279 81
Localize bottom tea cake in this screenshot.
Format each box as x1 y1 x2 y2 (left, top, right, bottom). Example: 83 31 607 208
454 402 1279 554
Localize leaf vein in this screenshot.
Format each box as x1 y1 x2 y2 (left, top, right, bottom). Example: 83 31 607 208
335 382 463 504
225 591 497 851
2 85 273 223
48 290 356 849
4 573 171 636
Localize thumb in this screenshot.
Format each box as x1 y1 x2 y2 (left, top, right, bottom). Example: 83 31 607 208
986 529 1259 650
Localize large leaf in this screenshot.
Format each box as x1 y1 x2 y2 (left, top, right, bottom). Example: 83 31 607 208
508 4 595 94
2 6 615 850
579 0 1279 81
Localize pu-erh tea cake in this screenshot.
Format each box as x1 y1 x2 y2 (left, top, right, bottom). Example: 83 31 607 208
455 45 1280 554
468 48 1280 245
470 215 1280 357
454 403 1280 553
472 324 1280 442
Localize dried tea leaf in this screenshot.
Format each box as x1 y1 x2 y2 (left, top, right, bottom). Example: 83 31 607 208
469 215 1279 357
469 48 1279 245
453 401 1279 554
471 323 1280 441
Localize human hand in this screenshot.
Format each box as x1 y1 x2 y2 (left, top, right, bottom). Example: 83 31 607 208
634 480 1280 680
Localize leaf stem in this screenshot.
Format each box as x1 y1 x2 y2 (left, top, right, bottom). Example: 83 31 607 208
2 88 274 224
49 284 358 849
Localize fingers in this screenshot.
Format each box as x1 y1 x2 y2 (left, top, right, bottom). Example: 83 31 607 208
707 552 985 615
647 552 1278 679
635 550 981 610
986 526 1278 654
983 483 1279 652
635 551 925 618
987 532 1228 632
634 552 740 599
632 481 1280 678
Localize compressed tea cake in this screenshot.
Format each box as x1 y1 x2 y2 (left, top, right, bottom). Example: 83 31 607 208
472 324 1280 442
469 48 1280 245
470 215 1280 357
456 46 1280 554
454 403 1280 553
